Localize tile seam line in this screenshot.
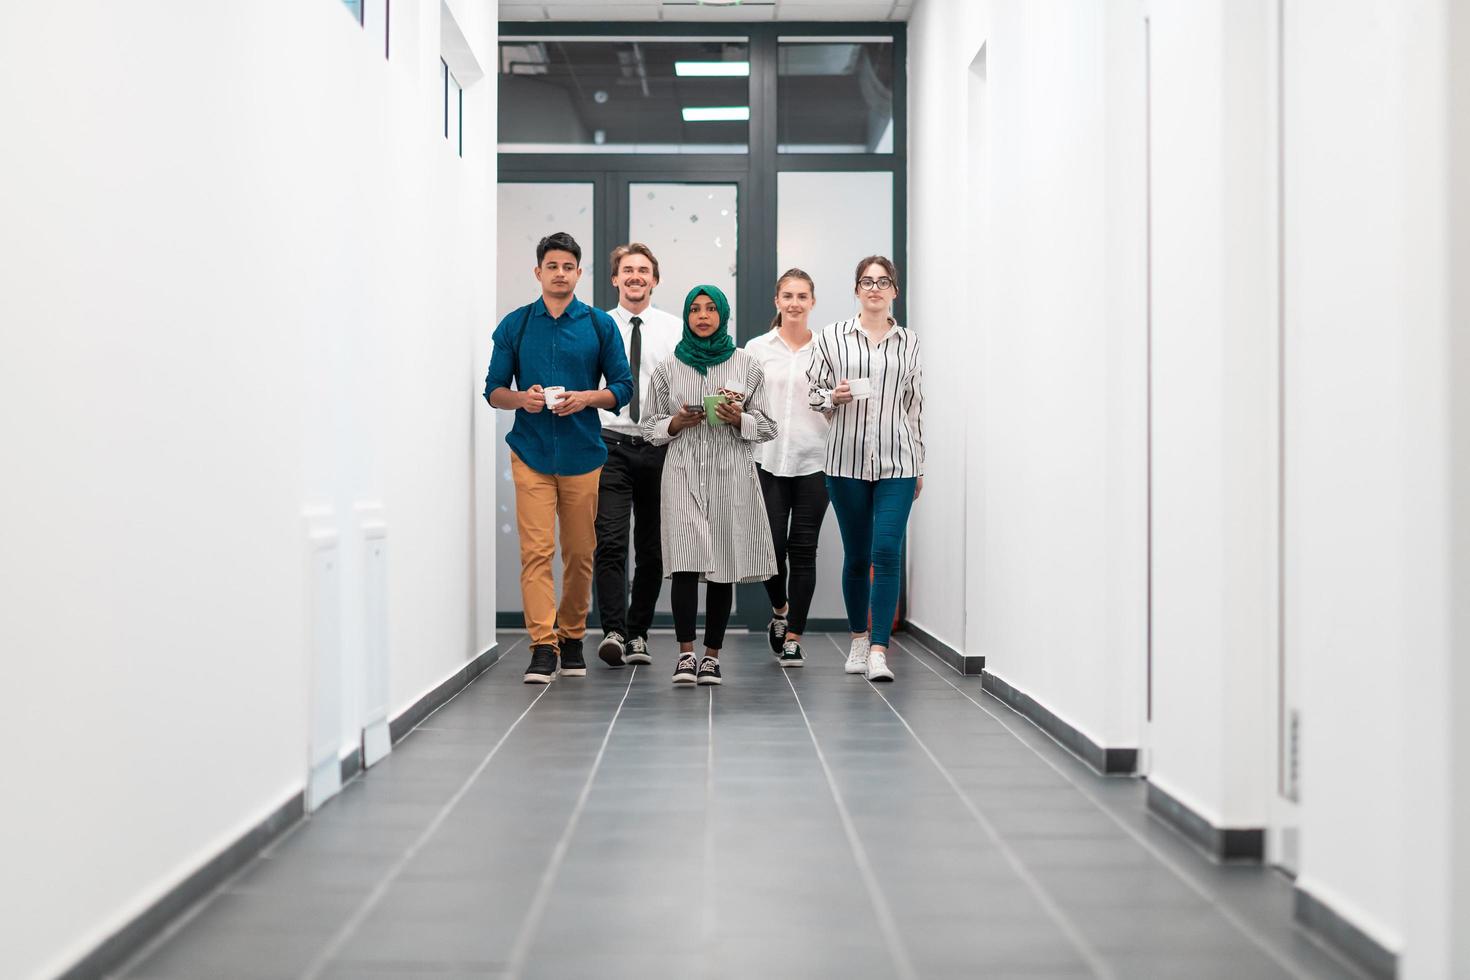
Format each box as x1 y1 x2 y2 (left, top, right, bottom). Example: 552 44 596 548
823 635 1115 980
781 669 919 980
108 645 524 979
404 635 526 738
889 634 1322 980
503 666 641 979
297 678 555 980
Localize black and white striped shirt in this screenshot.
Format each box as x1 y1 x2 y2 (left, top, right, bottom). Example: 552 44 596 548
807 317 925 481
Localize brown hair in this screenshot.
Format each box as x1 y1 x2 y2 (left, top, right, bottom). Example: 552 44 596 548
770 267 816 330
608 242 660 283
853 255 900 293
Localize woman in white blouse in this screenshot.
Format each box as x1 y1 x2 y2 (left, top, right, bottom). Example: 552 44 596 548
746 269 832 668
807 256 925 682
643 284 778 686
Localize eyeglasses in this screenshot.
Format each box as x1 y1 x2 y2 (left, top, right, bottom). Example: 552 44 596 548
857 276 894 291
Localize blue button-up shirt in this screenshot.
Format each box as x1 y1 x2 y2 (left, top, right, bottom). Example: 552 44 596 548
483 296 634 476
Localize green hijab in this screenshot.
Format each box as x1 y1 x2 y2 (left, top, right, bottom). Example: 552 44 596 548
675 284 736 375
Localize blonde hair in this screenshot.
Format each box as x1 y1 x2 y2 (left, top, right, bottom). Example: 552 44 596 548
770 267 816 330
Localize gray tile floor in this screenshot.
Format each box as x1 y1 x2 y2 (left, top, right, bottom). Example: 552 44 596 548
117 631 1364 979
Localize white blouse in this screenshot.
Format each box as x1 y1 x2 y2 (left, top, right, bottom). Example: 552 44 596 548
744 329 831 478
807 317 925 481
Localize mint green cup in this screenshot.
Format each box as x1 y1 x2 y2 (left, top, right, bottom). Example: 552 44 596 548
703 394 728 426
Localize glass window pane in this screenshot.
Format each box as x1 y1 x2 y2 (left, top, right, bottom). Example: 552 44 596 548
494 182 596 617
775 171 892 619
777 40 894 154
500 38 750 154
629 183 739 334
776 170 892 330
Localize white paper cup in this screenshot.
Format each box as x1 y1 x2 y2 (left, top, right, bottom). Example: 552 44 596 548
846 377 873 400
542 385 566 408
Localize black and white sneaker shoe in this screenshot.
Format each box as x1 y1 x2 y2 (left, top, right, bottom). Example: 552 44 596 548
672 654 698 685
597 631 627 667
524 645 558 684
623 635 652 665
558 637 587 677
697 657 723 686
766 615 789 653
777 639 804 668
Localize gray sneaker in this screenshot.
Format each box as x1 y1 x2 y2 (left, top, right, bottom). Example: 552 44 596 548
623 635 652 665
597 631 626 667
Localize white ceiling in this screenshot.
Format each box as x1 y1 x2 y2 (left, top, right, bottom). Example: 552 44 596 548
498 0 913 23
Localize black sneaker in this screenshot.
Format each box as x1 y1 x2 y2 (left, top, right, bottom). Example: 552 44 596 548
778 639 804 668
624 635 652 665
558 638 587 677
766 615 788 653
697 657 723 686
524 645 558 684
597 631 626 667
672 653 698 685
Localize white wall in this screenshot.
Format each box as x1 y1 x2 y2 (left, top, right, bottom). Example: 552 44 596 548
1145 0 1277 830
0 1 496 976
907 0 1148 751
911 0 1463 970
1284 0 1453 962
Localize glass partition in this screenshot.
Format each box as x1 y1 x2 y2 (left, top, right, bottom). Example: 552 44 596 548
500 38 751 153
777 39 894 154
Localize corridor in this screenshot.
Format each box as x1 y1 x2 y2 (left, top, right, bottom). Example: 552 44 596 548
118 633 1355 980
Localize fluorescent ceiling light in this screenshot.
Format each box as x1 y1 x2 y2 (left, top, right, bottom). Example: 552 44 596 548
682 106 750 122
675 61 750 77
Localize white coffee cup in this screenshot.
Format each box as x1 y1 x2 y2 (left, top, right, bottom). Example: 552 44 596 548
846 377 873 400
542 385 566 408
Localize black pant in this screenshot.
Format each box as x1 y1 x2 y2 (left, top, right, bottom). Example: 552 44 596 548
594 437 667 640
757 468 830 635
670 572 734 649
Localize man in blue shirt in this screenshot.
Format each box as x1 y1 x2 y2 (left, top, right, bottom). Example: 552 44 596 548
484 232 634 683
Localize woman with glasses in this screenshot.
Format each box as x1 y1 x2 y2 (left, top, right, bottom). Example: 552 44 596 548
746 268 832 668
643 284 778 686
807 257 925 682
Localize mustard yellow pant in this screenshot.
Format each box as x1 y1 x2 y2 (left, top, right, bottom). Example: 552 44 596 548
511 452 602 648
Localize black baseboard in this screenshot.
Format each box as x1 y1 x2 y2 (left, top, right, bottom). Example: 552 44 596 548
1145 782 1265 861
339 745 362 784
57 791 304 980
982 671 1138 776
1293 885 1397 979
388 643 501 744
900 621 985 674
494 612 851 633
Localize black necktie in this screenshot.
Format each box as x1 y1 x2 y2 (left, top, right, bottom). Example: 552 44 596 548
629 316 643 423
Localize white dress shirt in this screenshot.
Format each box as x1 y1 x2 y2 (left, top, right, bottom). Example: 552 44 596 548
600 303 683 437
745 328 830 477
807 317 925 481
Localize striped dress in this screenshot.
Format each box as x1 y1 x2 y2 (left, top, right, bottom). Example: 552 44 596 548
642 350 779 584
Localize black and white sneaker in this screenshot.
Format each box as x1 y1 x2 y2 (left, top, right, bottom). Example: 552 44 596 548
624 635 652 665
697 657 723 686
524 645 558 684
672 653 698 685
597 631 627 667
766 615 789 653
777 639 804 668
558 637 587 677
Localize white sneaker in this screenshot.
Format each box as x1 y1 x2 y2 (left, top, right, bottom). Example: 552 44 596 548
844 635 871 674
865 649 894 682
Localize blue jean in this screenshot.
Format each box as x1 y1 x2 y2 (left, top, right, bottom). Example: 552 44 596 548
825 475 916 648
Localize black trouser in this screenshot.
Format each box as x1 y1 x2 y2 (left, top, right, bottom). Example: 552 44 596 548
594 435 667 640
757 468 830 635
670 572 734 650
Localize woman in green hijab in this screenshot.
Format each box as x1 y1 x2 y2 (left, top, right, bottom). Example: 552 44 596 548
642 284 779 686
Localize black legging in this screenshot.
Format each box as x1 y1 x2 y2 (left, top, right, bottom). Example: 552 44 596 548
757 468 830 635
670 572 734 649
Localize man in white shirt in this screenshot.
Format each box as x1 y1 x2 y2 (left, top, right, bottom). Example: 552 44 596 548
594 243 683 668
